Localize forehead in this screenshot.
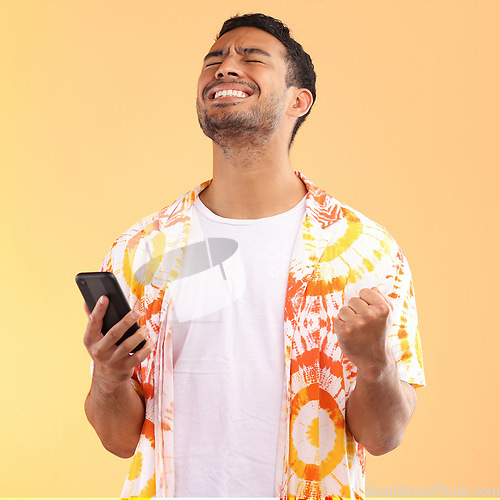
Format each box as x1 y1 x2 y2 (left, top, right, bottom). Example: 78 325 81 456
206 26 288 61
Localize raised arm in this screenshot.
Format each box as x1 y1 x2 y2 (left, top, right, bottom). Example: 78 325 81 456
83 296 153 458
335 287 417 455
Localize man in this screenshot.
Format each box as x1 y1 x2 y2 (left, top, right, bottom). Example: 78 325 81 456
83 13 425 499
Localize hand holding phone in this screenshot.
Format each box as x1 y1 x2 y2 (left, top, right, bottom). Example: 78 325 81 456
78 272 152 387
77 272 146 353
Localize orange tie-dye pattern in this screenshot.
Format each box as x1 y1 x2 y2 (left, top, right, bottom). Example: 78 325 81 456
100 171 424 499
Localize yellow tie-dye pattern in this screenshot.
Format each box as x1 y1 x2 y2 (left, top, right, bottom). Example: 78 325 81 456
122 238 144 301
307 417 320 447
319 211 363 263
143 230 166 286
139 473 156 497
128 452 143 481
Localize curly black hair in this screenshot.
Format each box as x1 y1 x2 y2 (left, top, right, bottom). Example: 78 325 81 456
217 13 316 147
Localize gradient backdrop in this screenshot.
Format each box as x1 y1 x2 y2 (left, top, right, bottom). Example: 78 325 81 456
1 1 499 497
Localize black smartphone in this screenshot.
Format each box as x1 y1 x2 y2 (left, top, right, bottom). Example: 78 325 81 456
76 271 146 353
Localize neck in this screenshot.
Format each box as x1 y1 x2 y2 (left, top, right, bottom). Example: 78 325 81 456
199 138 307 219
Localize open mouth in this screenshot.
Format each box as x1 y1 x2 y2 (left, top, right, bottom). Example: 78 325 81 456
206 82 257 101
212 89 250 100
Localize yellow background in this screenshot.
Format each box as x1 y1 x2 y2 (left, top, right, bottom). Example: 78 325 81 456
1 0 499 497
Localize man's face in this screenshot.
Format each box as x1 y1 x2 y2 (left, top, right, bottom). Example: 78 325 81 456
196 27 294 148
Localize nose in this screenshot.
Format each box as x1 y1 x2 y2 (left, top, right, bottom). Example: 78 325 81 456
215 56 244 79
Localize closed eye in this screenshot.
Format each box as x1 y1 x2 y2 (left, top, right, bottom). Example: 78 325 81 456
206 60 262 67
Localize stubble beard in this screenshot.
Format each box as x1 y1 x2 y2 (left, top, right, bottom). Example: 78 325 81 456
196 92 287 152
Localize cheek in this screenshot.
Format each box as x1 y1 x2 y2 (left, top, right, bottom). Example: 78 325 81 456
197 75 209 98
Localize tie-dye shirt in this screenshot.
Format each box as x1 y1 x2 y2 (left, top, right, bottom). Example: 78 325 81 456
99 171 425 499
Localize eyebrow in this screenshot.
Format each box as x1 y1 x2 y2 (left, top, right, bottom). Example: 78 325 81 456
203 47 272 62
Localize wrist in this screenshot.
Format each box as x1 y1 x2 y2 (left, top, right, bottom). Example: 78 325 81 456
356 349 397 384
92 367 131 395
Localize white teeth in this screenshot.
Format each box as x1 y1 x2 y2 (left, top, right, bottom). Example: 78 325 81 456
213 89 248 99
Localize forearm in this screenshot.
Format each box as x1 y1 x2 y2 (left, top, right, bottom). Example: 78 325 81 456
85 370 145 459
346 360 417 455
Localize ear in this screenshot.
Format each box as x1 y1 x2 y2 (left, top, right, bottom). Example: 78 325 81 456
288 88 313 118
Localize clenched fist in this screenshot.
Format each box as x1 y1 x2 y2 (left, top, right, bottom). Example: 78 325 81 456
334 287 395 377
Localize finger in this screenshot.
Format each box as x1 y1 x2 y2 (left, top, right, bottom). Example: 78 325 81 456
83 295 109 347
371 287 394 311
113 326 149 358
99 309 141 352
359 287 387 307
91 295 109 317
337 305 356 322
126 338 154 367
112 335 154 373
347 296 368 314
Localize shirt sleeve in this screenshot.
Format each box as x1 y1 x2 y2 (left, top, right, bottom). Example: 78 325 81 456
383 246 425 388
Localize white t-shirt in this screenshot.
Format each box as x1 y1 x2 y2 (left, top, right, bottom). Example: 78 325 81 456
171 194 306 497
